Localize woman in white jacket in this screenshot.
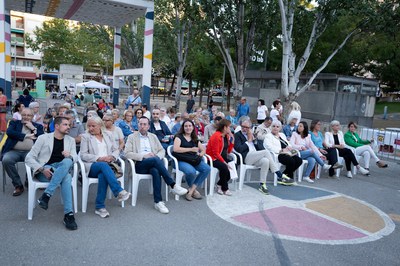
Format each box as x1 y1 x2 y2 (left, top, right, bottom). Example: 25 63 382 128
325 120 369 178
263 120 300 185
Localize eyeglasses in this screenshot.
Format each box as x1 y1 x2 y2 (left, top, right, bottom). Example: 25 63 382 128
241 126 250 129
103 119 112 122
22 114 33 117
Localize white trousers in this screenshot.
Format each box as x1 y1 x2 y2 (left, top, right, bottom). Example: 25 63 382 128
245 150 278 183
355 145 379 168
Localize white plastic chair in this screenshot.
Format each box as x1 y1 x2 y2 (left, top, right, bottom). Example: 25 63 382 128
79 157 125 213
25 163 78 220
233 150 274 190
127 157 168 206
205 153 237 196
345 145 362 175
167 145 208 200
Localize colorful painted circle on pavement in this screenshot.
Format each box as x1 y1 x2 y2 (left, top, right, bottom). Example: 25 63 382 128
207 184 395 244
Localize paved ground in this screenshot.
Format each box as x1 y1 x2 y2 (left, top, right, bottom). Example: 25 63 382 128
1 94 399 265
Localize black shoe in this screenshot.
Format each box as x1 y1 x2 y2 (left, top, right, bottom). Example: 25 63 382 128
258 183 269 195
38 193 50 210
277 174 295 186
12 185 24 196
63 212 78 230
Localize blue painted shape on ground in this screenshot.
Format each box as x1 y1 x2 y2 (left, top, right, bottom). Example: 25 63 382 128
246 183 334 201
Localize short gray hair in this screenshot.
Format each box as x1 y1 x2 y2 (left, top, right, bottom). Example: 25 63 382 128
29 102 39 108
330 120 340 127
271 120 282 128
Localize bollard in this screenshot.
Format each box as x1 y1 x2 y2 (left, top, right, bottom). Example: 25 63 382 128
383 106 388 120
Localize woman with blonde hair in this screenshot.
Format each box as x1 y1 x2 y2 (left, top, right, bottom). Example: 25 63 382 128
80 116 130 218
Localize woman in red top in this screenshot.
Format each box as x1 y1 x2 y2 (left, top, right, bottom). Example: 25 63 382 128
206 119 234 195
0 87 7 132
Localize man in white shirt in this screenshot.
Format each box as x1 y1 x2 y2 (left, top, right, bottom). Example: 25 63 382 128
124 117 187 214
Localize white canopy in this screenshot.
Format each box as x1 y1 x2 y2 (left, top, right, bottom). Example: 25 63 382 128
76 80 110 89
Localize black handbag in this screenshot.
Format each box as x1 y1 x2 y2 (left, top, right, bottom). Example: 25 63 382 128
172 151 202 166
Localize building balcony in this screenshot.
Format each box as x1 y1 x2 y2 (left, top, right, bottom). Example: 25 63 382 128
11 36 24 46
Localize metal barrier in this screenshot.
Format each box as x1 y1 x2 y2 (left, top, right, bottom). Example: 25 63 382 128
358 126 400 162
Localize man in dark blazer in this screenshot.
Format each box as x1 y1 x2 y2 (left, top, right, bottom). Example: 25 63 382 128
149 108 172 150
1 108 44 196
234 119 289 195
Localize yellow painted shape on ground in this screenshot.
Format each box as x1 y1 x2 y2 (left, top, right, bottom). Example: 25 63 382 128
306 196 385 233
144 53 152 60
0 43 5 53
388 213 400 223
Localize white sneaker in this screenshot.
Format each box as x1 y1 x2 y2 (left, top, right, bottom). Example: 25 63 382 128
346 171 353 178
117 190 131 202
154 202 169 214
171 185 188 196
216 185 223 195
358 166 369 175
303 177 314 183
322 164 332 170
95 208 110 218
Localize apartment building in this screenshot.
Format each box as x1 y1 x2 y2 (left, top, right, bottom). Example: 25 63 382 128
10 11 50 89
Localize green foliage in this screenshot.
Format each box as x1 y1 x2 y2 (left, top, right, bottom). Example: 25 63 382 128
25 18 143 73
375 102 400 115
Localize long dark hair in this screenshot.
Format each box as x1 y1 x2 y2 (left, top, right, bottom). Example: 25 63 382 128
297 121 309 138
13 102 24 113
177 119 198 143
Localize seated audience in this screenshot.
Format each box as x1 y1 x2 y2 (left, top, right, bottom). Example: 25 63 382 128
173 120 210 201
344 121 387 170
206 119 234 195
103 113 124 152
124 117 188 214
255 117 273 142
149 108 173 150
118 110 135 138
263 120 300 184
204 116 222 143
65 110 84 153
282 117 298 141
290 121 331 183
234 119 283 194
309 120 343 177
325 120 369 178
25 116 78 230
80 117 131 218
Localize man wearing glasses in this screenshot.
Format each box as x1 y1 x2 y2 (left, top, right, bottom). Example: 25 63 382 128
65 110 84 153
149 108 173 150
234 119 290 195
1 108 44 196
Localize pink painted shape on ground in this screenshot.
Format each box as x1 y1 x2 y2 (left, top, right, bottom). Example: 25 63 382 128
232 206 366 240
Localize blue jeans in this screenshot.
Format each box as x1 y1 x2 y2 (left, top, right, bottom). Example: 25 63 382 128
88 162 123 209
36 158 73 214
2 150 29 187
135 157 174 203
300 150 325 177
178 160 210 188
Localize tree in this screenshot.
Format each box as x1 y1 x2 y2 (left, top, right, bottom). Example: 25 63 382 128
155 0 201 110
200 0 268 101
25 19 76 70
277 0 376 104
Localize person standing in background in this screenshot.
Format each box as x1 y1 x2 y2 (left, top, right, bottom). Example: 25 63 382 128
236 97 250 119
0 87 7 132
257 99 269 124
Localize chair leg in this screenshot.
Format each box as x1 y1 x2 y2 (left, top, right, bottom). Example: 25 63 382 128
82 182 89 213
131 179 140 207
209 170 216 196
238 167 246 190
28 186 36 220
119 177 125 208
